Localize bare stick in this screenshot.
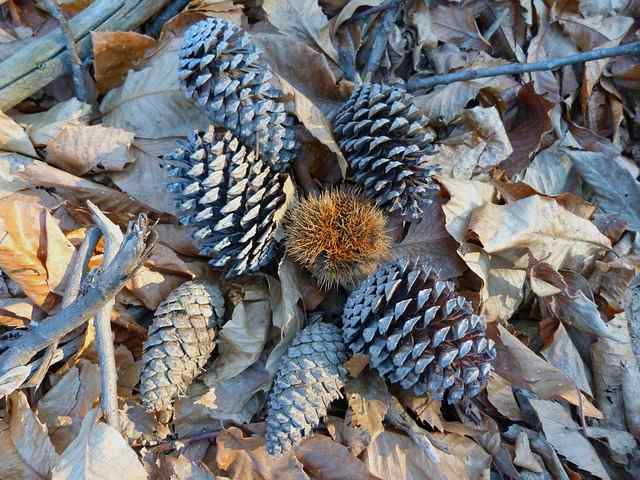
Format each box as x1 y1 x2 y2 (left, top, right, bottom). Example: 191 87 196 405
145 0 189 38
152 430 221 453
87 201 124 431
41 0 94 104
406 41 640 91
0 215 155 377
25 227 101 389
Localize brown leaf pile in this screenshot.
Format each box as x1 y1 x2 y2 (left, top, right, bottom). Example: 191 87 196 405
1 0 640 479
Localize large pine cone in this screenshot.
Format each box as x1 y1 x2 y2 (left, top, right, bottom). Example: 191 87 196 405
266 322 348 455
341 258 495 404
166 127 287 278
332 83 439 220
140 281 225 414
179 17 298 171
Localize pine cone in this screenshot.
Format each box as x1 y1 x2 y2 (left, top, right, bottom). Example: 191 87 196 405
140 281 225 414
179 17 298 171
332 83 439 220
266 322 348 455
166 127 287 278
341 258 495 404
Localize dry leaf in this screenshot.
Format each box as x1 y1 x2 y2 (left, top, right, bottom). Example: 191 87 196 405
12 98 92 148
216 426 309 480
0 297 43 327
529 399 611 480
513 431 544 473
0 365 31 397
0 194 75 310
153 224 199 257
158 454 215 480
92 31 157 93
345 372 389 443
0 391 59 479
486 372 522 422
296 435 378 480
208 282 272 382
430 4 489 50
126 267 185 310
397 392 444 431
46 124 135 175
263 0 339 63
521 142 575 196
0 109 37 157
100 35 210 138
541 323 593 395
51 409 147 479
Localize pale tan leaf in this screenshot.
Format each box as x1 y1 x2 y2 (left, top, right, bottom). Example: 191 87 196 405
51 409 147 479
46 124 134 176
125 268 185 310
468 195 611 270
0 392 59 480
529 399 611 480
486 373 522 422
208 283 272 382
0 365 31 397
559 14 633 51
397 392 444 431
158 455 215 480
296 435 378 480
100 35 210 138
0 194 75 310
513 431 544 473
12 98 92 147
216 426 309 480
153 224 199 257
430 4 489 50
92 31 157 93
0 110 37 157
263 0 339 63
345 372 389 443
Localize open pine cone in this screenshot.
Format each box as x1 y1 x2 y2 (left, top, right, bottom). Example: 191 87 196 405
139 281 225 414
265 322 348 455
179 17 298 171
166 127 287 278
332 83 439 220
342 258 495 404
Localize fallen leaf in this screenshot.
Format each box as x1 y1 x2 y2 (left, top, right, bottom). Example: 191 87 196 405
51 409 147 479
513 430 544 473
46 124 135 175
92 31 157 93
0 194 75 310
345 372 389 443
296 435 378 480
430 4 489 50
564 149 640 233
529 399 611 480
0 109 37 157
100 35 210 138
119 401 166 445
216 426 309 479
158 454 215 480
0 297 43 327
37 360 101 453
397 392 444 431
0 391 59 480
153 224 199 257
263 0 339 63
12 98 92 147
521 142 575 196
208 282 272 382
541 323 593 395
486 372 522 422
0 365 31 397
126 267 184 310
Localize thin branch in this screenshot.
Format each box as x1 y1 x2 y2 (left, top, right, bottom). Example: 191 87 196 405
152 430 221 453
41 0 95 104
145 0 189 38
25 227 101 389
0 215 155 377
88 201 125 432
406 41 640 91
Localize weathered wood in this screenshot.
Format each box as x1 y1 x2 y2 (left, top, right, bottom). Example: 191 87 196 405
0 0 171 111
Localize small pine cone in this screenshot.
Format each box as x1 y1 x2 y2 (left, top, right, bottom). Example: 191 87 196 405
341 258 496 404
179 17 298 171
332 83 439 220
140 281 225 414
166 127 287 278
266 322 348 455
284 188 390 290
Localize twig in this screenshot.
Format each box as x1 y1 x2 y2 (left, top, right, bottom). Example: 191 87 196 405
25 227 101 389
362 2 400 82
41 0 95 105
152 430 221 453
406 41 640 91
145 0 189 38
0 215 155 377
87 201 124 432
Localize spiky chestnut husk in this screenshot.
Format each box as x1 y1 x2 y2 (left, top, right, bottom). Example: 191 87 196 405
341 258 496 404
166 127 287 278
283 188 390 290
266 322 348 456
179 17 298 172
332 83 439 220
140 281 225 414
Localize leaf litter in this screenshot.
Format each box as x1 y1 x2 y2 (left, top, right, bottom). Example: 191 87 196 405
0 0 640 479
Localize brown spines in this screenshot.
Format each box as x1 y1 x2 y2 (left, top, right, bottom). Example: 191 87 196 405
284 188 390 289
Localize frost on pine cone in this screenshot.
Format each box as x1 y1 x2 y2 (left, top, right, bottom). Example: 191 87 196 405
266 322 348 455
140 281 225 414
179 17 298 171
166 127 287 278
342 258 496 404
332 83 439 220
